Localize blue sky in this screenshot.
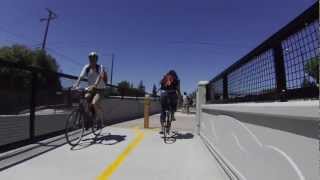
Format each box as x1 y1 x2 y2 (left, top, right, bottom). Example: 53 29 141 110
0 0 316 93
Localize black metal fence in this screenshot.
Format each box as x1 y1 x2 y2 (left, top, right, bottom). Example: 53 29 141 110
207 3 319 103
0 58 157 152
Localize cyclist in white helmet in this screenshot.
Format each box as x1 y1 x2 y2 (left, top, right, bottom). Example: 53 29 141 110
73 52 107 128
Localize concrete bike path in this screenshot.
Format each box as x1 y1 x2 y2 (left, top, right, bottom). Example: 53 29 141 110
0 113 228 180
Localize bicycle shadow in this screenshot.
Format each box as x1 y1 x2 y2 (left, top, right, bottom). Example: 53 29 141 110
173 132 194 139
70 133 127 151
163 132 194 144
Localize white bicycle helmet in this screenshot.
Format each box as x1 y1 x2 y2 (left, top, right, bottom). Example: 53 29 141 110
88 51 98 59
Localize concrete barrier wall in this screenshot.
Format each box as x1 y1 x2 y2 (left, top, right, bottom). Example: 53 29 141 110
0 115 30 147
0 98 161 147
199 101 318 180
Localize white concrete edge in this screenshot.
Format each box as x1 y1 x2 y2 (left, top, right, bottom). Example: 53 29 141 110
201 100 319 120
199 133 245 180
198 81 209 86
203 100 319 107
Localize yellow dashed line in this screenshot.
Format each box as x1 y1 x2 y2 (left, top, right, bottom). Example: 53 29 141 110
97 128 145 180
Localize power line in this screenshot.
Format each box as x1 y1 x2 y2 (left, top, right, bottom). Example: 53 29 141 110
0 25 33 44
168 40 252 48
46 47 83 67
47 40 250 48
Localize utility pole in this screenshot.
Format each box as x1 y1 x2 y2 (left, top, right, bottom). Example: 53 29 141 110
40 8 57 50
110 53 115 85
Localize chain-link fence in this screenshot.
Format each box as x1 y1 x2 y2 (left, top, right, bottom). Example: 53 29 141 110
0 59 158 152
207 3 319 103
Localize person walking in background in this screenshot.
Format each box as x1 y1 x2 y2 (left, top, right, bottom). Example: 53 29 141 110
183 92 190 114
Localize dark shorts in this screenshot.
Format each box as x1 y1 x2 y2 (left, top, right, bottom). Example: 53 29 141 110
85 88 102 105
160 91 178 121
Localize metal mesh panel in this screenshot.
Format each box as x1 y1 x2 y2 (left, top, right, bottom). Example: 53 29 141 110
206 3 318 103
210 79 223 100
282 20 319 90
228 49 276 99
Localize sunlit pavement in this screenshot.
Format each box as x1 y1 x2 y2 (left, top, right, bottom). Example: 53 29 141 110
0 113 227 180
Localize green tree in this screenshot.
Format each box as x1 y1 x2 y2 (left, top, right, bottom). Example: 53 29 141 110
0 44 61 90
152 84 157 97
118 80 130 96
0 45 62 114
138 80 146 96
304 57 319 84
302 78 316 88
117 80 147 97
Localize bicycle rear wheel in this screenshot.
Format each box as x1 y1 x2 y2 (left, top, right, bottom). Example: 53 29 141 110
163 111 171 142
65 109 85 146
92 112 104 136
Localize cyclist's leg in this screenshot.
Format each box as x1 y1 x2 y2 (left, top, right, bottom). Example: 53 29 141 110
160 92 168 133
170 93 178 121
186 103 189 114
92 93 103 121
84 92 94 129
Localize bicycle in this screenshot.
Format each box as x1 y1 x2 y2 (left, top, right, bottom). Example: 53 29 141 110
160 93 176 143
162 109 174 142
65 87 104 146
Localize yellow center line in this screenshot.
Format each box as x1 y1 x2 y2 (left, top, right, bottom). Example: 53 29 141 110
96 128 145 180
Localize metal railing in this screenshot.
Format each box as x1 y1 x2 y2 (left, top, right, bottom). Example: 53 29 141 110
0 58 158 152
207 2 319 103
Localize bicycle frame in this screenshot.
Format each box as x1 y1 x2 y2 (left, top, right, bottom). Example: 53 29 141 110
65 88 105 146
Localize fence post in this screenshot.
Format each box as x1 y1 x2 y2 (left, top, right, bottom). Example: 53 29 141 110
273 42 287 101
29 71 37 140
223 75 229 100
196 81 208 135
144 94 150 128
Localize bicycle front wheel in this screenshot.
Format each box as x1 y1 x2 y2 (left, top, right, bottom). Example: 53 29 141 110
65 109 85 146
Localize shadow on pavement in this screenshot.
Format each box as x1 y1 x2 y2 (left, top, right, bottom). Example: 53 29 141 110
0 134 74 171
71 133 127 151
162 132 194 144
173 132 194 140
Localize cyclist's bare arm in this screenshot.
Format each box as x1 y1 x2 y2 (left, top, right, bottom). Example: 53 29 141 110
93 68 107 87
73 66 87 88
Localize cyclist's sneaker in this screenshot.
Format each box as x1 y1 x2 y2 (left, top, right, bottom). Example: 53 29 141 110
159 125 164 134
84 118 93 130
85 122 90 130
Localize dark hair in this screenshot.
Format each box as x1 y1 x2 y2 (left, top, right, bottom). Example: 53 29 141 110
168 70 179 80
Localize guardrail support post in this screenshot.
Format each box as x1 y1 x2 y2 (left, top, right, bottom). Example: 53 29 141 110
223 75 229 100
274 42 287 102
144 94 150 128
196 81 208 135
29 72 37 140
